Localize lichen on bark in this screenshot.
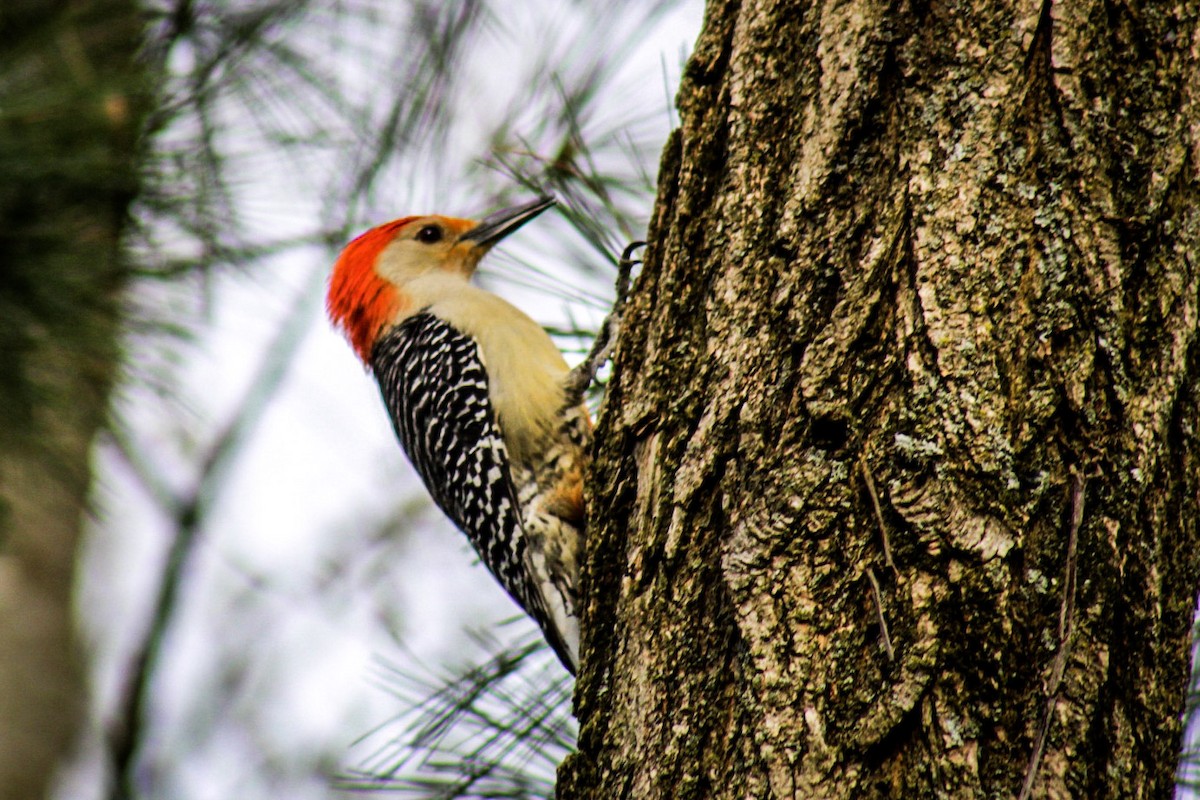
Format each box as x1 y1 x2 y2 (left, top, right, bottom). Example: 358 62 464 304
561 0 1200 798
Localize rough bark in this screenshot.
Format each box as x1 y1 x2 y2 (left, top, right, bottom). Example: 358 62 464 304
0 3 145 797
561 0 1200 797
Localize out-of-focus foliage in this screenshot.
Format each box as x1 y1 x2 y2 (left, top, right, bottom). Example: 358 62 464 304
0 0 146 448
70 2 701 799
0 3 149 799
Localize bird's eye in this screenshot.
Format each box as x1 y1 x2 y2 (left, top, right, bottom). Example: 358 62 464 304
415 225 443 244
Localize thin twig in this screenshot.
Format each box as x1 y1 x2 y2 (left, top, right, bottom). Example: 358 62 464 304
860 458 897 573
866 566 895 662
1018 471 1085 800
109 266 325 799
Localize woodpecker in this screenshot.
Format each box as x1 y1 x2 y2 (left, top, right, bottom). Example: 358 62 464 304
327 196 587 673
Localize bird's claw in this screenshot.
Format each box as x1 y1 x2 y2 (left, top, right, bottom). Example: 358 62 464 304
613 240 644 314
619 240 647 265
564 241 647 407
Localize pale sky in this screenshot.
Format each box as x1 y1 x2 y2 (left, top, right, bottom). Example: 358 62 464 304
62 3 704 799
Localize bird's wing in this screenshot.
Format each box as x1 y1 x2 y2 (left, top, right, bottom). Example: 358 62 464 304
370 312 576 671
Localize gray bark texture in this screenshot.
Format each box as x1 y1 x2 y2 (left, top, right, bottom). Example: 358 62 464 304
0 3 145 797
560 0 1200 797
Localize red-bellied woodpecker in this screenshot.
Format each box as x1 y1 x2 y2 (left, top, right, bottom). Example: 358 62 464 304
327 196 589 673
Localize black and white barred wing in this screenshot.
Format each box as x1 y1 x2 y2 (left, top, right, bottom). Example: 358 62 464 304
371 312 525 588
369 312 574 669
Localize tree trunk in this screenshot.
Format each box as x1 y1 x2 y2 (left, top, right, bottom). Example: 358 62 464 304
0 3 145 797
561 0 1200 797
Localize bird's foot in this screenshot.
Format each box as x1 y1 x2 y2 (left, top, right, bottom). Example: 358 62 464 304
564 241 645 405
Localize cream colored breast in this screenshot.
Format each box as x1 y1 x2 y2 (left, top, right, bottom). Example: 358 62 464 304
404 274 570 465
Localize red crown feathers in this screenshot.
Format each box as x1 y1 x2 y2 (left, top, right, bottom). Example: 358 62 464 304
326 218 415 363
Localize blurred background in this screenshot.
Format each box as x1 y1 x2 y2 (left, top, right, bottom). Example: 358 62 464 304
4 1 1200 799
4 1 698 798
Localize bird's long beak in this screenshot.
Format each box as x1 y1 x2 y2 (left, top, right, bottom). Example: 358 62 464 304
460 196 555 249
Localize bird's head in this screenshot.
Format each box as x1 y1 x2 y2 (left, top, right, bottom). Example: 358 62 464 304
327 196 555 363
